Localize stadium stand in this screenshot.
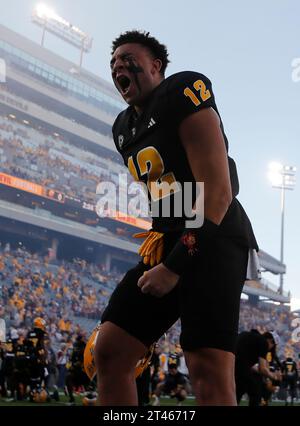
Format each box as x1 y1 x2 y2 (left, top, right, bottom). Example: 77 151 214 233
1 243 299 396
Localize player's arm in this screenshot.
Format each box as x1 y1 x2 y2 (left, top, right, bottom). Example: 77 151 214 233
258 357 280 380
163 96 232 275
180 107 232 223
138 73 231 295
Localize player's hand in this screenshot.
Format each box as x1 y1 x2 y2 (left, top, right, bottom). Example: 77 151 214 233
137 263 180 297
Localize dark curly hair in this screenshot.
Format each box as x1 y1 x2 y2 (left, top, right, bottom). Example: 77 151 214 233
111 30 169 76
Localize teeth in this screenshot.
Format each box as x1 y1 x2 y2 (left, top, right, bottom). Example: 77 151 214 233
124 83 130 93
118 75 130 91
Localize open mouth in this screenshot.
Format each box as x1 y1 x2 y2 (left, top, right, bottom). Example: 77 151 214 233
117 75 132 95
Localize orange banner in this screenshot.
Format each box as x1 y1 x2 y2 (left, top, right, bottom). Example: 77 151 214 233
0 172 43 196
109 209 151 230
0 172 65 203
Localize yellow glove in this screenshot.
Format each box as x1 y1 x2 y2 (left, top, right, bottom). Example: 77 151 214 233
133 231 164 267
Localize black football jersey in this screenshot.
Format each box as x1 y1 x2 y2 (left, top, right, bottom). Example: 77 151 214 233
282 359 298 378
1 340 15 373
112 71 257 249
14 342 29 370
167 353 180 368
26 329 47 364
164 371 186 389
3 338 15 364
27 328 45 348
236 331 269 368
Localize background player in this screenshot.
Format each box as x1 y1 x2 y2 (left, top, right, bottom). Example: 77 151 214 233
235 329 282 406
152 358 188 406
26 317 48 398
65 334 89 404
281 355 298 405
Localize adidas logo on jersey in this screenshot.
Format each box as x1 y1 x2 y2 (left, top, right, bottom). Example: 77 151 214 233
147 118 156 128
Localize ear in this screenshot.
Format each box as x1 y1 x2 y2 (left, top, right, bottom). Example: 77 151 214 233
151 58 162 75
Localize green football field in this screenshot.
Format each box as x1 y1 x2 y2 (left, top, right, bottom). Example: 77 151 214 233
0 395 299 406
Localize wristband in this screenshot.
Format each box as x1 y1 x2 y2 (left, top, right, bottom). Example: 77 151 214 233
162 219 219 275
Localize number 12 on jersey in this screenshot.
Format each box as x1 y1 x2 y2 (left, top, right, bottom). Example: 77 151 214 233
184 79 211 106
128 146 180 202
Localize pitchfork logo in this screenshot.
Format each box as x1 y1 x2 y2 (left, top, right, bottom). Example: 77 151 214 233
118 134 124 149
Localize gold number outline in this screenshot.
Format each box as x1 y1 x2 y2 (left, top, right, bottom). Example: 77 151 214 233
128 146 180 202
184 79 211 106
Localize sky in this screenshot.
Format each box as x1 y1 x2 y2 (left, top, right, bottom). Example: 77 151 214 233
0 0 299 306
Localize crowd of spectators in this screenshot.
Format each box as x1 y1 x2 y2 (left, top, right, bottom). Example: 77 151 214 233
0 243 121 349
1 243 299 357
0 113 150 240
1 242 299 398
0 113 130 205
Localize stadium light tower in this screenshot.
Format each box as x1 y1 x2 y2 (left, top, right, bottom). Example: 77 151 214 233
32 3 93 67
267 162 296 295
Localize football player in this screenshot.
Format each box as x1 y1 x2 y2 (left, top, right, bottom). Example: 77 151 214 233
13 333 30 400
281 356 298 405
260 339 282 405
152 360 188 406
0 337 16 399
65 335 89 404
235 330 281 406
94 30 258 405
26 317 48 395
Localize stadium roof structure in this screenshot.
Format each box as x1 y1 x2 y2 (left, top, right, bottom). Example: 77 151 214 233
0 23 125 145
258 249 286 275
243 250 289 304
0 23 118 102
32 4 93 67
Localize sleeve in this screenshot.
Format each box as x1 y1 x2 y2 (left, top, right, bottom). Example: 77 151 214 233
112 111 127 152
112 115 120 150
167 71 216 126
112 111 130 167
